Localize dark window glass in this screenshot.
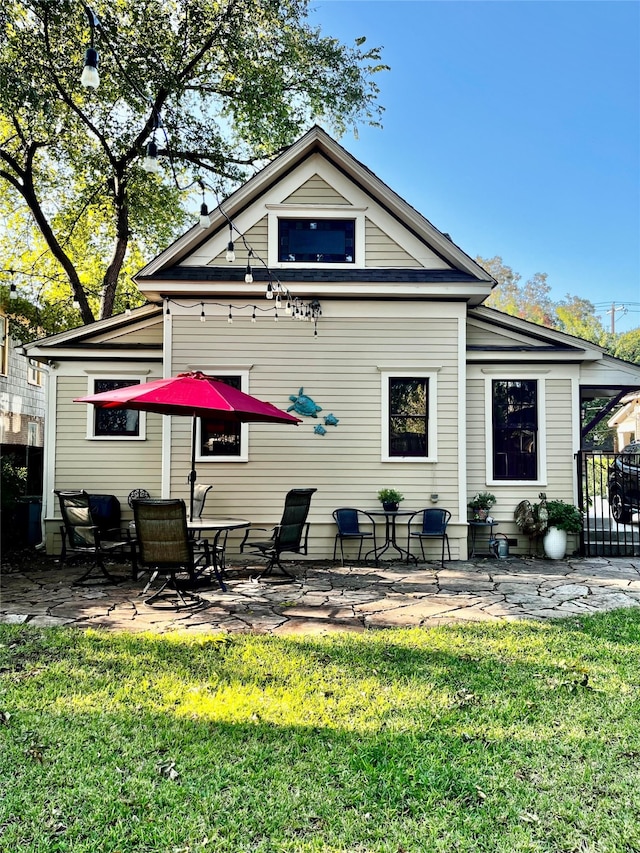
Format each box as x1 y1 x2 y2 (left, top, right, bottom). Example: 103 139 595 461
492 380 538 480
200 375 242 457
94 379 140 436
388 377 428 457
278 219 355 263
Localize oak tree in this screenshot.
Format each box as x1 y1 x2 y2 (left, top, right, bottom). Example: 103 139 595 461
0 0 386 332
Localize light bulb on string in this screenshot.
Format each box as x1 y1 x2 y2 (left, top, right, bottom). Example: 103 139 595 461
251 306 257 323
227 305 233 324
200 302 206 323
81 47 99 88
198 182 210 228
80 6 101 88
9 282 17 300
245 251 253 284
142 139 160 173
266 280 273 300
226 225 235 262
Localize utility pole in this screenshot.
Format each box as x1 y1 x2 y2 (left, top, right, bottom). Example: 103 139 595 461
606 302 626 334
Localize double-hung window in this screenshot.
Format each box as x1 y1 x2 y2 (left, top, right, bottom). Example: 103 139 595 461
196 372 249 463
381 371 438 462
492 379 538 480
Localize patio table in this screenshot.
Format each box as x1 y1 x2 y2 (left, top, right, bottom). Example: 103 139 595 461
364 509 417 562
187 517 251 589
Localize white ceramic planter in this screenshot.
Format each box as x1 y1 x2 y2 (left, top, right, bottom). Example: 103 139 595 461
543 526 567 560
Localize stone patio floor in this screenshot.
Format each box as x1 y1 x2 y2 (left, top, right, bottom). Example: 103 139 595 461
1 551 640 635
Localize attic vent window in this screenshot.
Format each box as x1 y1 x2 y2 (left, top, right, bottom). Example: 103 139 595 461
278 219 355 263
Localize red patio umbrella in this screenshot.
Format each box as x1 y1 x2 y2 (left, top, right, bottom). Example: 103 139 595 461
75 371 301 519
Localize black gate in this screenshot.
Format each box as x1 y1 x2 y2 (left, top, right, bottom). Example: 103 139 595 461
577 451 640 556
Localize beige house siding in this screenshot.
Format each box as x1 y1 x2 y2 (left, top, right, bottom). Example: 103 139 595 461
104 322 164 345
168 305 464 560
46 374 163 552
365 219 421 267
208 216 269 266
283 175 351 205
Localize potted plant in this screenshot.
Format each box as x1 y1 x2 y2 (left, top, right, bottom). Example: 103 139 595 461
543 499 583 559
377 488 404 512
467 491 496 521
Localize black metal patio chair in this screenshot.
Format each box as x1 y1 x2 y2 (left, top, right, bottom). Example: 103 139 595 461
239 488 317 580
406 508 451 566
332 507 378 565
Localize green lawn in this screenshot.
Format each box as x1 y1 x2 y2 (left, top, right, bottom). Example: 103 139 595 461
1 611 639 852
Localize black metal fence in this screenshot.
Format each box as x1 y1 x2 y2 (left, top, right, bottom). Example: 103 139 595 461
577 451 640 556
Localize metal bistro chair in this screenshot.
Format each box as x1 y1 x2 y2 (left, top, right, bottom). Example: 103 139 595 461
332 508 378 565
55 490 133 584
240 488 317 580
406 508 452 566
132 498 220 608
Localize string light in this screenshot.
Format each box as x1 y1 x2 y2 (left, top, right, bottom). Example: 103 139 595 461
80 6 100 89
162 298 321 335
244 250 253 284
225 224 235 262
266 280 273 300
199 181 210 228
142 139 160 173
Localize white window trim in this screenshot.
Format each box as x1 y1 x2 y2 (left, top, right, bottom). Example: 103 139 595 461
27 358 42 386
267 207 366 269
85 374 147 441
380 369 439 463
484 374 547 486
195 368 250 463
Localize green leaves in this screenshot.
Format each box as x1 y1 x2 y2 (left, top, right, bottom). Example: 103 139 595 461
0 0 387 329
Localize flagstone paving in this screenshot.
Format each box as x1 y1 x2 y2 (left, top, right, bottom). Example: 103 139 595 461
1 551 640 635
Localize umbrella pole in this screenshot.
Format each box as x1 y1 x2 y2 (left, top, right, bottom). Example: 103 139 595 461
189 417 197 522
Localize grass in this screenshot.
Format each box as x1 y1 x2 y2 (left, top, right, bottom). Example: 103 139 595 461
1 611 640 852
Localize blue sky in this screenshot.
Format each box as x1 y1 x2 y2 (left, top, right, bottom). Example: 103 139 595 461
309 0 640 334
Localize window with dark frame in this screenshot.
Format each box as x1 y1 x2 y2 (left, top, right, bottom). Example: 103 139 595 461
199 375 242 457
492 379 538 480
278 219 355 263
388 377 429 457
93 379 140 437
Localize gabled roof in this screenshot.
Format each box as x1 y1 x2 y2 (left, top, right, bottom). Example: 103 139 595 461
134 125 495 303
24 304 163 361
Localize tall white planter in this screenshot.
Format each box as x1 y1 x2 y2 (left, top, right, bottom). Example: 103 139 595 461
543 526 567 560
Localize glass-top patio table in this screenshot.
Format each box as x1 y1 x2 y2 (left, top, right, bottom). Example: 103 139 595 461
364 509 417 563
187 517 251 590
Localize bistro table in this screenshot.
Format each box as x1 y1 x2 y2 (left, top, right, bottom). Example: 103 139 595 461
187 517 251 590
365 508 417 563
